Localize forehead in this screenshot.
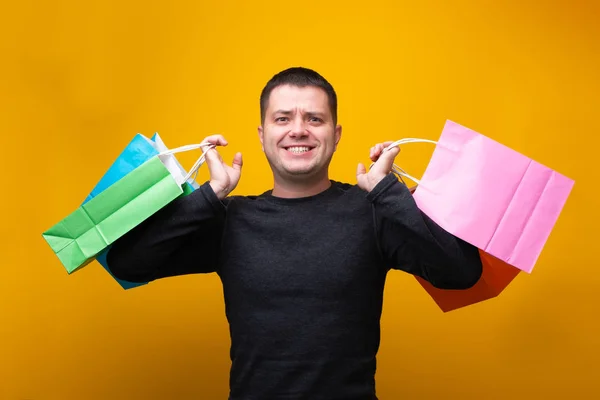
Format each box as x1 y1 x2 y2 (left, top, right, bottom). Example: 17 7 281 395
266 84 330 113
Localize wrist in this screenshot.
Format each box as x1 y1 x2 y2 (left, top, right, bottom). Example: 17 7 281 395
365 173 400 202
209 181 229 200
366 174 387 193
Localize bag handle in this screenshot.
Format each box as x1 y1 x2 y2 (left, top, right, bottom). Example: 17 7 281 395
158 142 216 183
369 138 437 185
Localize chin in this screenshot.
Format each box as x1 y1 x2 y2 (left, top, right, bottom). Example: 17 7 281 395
282 166 314 175
277 164 318 178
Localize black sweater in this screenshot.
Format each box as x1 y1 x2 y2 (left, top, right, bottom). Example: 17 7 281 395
107 173 482 400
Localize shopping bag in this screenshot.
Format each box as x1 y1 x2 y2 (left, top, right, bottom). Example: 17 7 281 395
85 133 200 203
387 120 574 311
415 251 521 312
81 133 160 289
84 134 160 203
42 143 213 275
82 133 200 289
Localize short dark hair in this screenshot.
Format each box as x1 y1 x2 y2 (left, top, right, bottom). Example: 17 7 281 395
259 67 338 125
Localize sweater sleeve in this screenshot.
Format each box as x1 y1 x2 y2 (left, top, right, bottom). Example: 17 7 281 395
367 173 482 289
106 181 227 283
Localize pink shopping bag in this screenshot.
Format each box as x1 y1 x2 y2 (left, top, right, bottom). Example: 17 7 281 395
394 120 574 311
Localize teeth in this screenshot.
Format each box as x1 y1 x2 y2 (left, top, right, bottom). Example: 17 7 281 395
287 146 311 154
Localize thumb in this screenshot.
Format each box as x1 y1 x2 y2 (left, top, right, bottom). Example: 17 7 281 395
356 163 370 190
232 152 243 171
229 152 243 187
356 162 367 177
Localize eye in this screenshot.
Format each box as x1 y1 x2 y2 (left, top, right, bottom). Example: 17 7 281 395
275 117 289 122
309 117 323 123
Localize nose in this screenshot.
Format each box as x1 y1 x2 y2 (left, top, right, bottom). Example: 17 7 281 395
289 117 308 138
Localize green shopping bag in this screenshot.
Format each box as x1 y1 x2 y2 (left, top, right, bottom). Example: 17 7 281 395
43 143 214 274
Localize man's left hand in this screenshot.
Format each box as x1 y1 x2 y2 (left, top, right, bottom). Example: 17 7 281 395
357 141 400 192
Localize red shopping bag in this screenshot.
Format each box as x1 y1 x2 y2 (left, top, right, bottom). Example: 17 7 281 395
415 250 520 312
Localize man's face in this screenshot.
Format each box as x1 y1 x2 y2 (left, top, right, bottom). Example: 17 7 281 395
258 84 342 182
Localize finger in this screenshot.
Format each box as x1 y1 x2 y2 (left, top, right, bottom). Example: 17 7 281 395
206 146 224 162
356 162 367 176
356 163 369 190
232 152 243 171
381 145 400 160
204 147 222 174
375 146 400 172
228 152 243 187
379 142 399 157
371 143 386 162
201 134 228 147
370 146 379 162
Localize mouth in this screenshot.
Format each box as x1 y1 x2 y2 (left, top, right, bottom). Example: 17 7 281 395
283 145 315 155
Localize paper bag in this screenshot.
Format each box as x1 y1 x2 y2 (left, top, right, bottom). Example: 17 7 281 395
415 251 520 312
82 133 199 289
43 143 212 275
82 133 161 288
390 120 574 311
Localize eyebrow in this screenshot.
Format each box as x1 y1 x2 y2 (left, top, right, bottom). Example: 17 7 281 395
272 110 326 118
273 109 293 115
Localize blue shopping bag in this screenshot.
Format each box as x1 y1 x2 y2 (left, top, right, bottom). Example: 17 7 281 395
84 134 160 203
82 133 200 289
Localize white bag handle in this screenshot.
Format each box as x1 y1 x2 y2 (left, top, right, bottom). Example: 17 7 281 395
158 142 216 183
369 138 437 185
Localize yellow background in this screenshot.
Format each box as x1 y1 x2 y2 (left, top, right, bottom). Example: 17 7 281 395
1 0 597 399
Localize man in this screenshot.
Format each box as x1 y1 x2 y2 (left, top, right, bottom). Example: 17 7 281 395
107 67 483 400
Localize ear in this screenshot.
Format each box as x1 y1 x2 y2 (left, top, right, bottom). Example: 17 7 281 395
334 124 342 150
258 125 265 151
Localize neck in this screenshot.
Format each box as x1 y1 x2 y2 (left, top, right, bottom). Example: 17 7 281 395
271 172 332 199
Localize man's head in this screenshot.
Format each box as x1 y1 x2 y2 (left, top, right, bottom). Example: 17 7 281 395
258 67 342 185
260 67 338 126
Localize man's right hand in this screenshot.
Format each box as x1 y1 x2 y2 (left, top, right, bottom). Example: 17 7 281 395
201 135 243 200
